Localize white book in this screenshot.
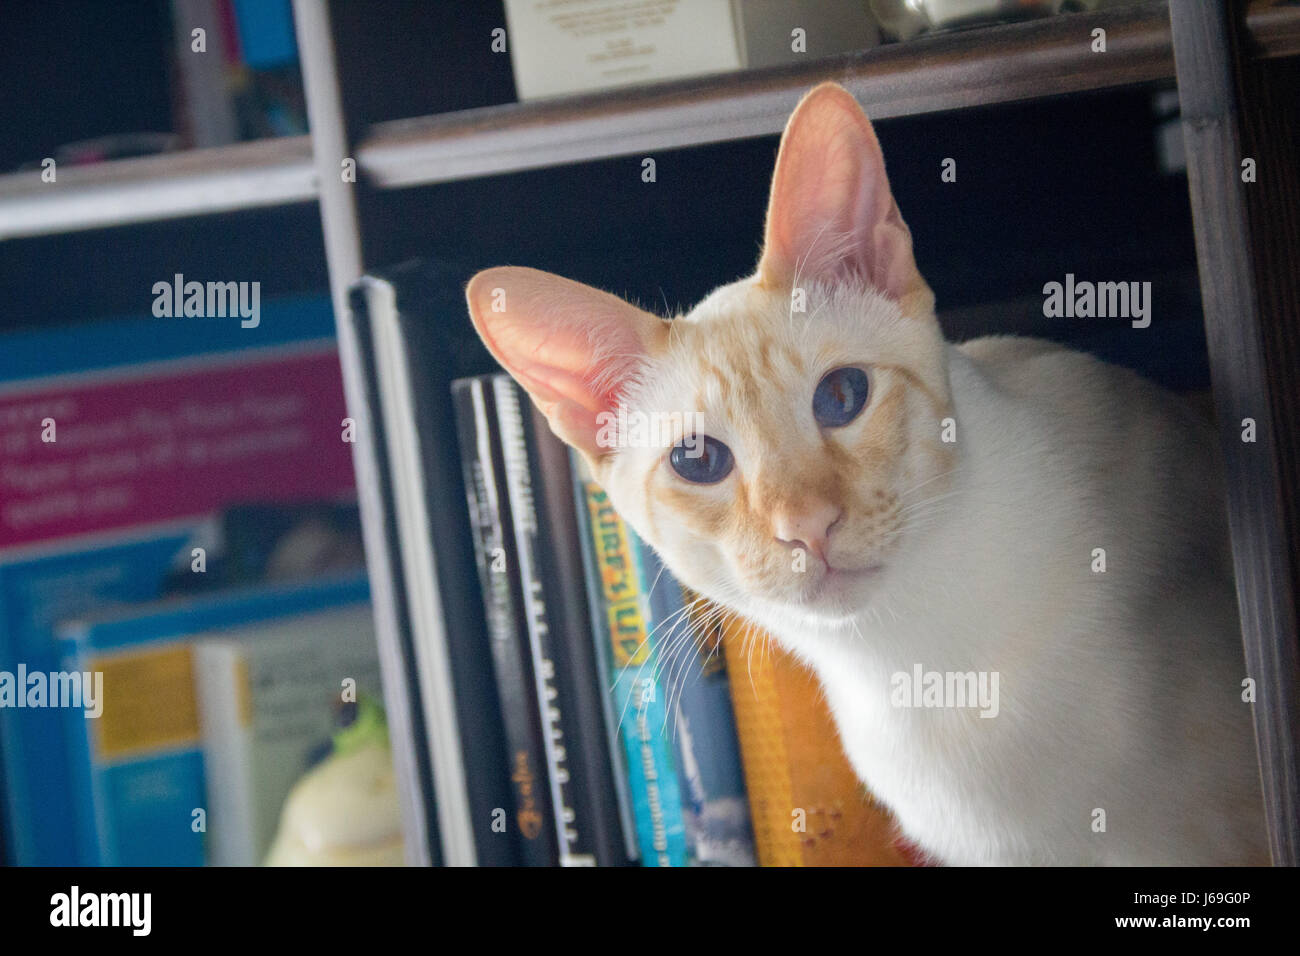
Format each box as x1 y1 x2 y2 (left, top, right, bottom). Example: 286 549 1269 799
193 603 382 866
504 0 878 101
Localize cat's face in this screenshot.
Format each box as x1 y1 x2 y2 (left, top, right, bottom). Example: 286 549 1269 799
468 83 954 622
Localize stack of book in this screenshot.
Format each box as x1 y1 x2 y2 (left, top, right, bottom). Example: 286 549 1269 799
347 261 914 866
0 294 388 865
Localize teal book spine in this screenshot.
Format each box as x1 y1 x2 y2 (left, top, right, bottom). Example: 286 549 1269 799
571 461 687 866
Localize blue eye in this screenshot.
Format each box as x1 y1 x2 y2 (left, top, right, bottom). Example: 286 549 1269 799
670 436 733 484
813 367 870 427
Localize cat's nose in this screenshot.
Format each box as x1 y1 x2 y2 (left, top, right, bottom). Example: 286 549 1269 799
772 501 841 565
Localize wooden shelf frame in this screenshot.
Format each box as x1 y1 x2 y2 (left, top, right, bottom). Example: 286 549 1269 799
6 0 1289 868
288 0 1300 868
2 1 1298 240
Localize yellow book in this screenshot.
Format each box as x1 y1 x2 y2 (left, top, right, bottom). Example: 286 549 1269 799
718 614 916 866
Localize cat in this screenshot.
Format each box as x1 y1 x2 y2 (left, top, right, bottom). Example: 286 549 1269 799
465 83 1267 865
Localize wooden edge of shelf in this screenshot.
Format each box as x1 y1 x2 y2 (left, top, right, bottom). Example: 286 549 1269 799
0 1 1296 238
0 136 318 241
1248 1 1300 59
358 1 1177 189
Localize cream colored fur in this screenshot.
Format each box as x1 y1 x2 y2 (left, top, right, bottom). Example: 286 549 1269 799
467 84 1268 865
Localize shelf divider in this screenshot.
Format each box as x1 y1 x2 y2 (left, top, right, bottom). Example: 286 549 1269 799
1172 0 1300 866
4 2 1298 238
292 0 439 869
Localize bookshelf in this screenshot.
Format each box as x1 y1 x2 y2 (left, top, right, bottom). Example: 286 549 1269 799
3 2 1298 239
0 136 316 240
305 0 1300 869
2 0 1296 867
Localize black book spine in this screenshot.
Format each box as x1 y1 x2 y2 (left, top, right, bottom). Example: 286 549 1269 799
525 400 635 866
386 271 517 867
451 377 560 866
346 278 443 866
491 375 593 865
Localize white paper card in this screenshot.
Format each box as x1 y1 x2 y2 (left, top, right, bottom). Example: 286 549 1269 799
505 0 743 101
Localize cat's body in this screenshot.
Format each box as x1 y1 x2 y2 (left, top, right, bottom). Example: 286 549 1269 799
468 83 1268 865
759 334 1263 865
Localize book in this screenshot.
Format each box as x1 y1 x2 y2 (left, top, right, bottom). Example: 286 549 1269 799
170 0 240 147
492 377 630 866
170 0 306 147
503 0 878 101
348 262 631 866
571 456 689 865
193 601 383 866
639 561 756 867
524 399 633 867
56 573 371 866
225 0 309 140
451 376 560 866
719 614 915 866
0 293 354 865
345 263 521 866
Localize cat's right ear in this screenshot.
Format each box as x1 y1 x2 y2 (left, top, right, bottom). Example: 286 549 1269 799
757 83 930 311
466 266 667 460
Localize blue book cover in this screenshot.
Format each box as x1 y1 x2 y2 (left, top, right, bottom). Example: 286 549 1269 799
232 0 298 69
571 461 688 866
638 546 756 866
0 294 356 864
57 573 369 866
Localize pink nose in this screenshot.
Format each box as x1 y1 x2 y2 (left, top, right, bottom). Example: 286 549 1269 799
772 501 841 564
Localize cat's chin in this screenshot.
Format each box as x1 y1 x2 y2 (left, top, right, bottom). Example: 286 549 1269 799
787 564 884 621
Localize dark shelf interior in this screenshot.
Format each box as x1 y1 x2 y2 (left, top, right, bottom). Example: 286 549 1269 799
3 0 175 172
0 2 1209 394
359 84 1208 391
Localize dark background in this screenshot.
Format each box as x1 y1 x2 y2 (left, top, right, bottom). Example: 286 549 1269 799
1 0 1207 389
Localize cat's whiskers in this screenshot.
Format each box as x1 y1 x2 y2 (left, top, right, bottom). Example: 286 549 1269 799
653 600 728 738
612 565 752 740
610 593 710 737
893 463 965 502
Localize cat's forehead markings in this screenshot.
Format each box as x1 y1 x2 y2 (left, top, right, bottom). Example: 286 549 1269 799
690 333 775 415
697 356 734 406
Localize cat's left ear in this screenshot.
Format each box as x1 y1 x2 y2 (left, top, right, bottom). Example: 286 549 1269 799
466 266 668 460
758 83 931 311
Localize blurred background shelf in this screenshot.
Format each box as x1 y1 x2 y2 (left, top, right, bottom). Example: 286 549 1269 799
0 136 316 240
4 1 1298 239
1 0 1296 869
360 0 1184 189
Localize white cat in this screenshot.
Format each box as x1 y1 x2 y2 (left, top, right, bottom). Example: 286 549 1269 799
467 83 1267 865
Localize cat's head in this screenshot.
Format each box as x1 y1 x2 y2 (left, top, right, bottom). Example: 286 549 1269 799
467 84 954 622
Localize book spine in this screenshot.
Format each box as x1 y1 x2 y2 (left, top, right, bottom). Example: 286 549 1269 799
524 402 632 866
717 613 799 866
193 642 256 867
637 548 756 866
571 462 688 866
346 278 443 866
569 451 641 864
65 639 207 866
451 377 558 866
492 376 586 865
719 615 916 866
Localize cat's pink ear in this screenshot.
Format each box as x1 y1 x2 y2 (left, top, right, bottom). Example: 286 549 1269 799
758 83 928 306
466 266 666 459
